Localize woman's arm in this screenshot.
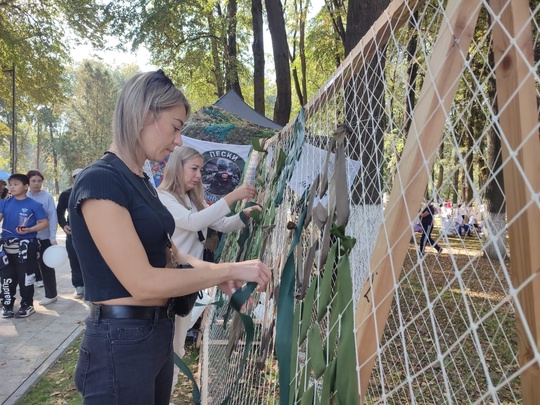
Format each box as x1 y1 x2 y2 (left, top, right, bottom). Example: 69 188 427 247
210 204 262 233
82 199 270 301
160 191 231 232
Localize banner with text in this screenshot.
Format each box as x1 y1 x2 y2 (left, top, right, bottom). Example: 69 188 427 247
145 137 252 204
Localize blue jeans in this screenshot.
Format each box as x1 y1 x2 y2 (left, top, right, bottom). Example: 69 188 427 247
75 314 175 404
458 224 471 236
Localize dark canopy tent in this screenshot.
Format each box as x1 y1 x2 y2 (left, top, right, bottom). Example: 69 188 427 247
213 89 283 130
182 89 282 144
148 89 281 186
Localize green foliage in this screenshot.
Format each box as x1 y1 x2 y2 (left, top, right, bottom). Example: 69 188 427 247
0 0 109 107
302 4 345 105
57 61 122 172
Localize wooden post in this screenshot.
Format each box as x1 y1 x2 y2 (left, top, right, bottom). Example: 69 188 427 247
353 0 483 399
489 0 540 403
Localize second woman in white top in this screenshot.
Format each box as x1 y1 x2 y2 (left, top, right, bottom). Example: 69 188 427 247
157 145 261 394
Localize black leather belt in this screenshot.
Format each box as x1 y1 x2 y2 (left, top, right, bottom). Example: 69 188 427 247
90 304 174 321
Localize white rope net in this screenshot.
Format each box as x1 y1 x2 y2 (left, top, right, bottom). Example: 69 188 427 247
196 0 540 403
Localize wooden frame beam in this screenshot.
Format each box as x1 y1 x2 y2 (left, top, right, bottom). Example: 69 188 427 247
354 0 483 399
489 0 540 403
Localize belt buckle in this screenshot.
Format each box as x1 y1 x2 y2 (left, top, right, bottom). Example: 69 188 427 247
166 301 175 319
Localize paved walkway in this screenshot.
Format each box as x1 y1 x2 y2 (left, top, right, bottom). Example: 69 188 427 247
0 232 89 405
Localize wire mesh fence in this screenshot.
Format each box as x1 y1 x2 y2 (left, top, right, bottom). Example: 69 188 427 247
198 0 539 403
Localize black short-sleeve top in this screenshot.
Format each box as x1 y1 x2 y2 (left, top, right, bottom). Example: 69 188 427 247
68 157 175 302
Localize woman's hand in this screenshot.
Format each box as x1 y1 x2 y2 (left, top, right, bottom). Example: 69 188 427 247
225 184 257 205
242 204 262 218
217 280 242 296
225 259 271 292
217 280 256 311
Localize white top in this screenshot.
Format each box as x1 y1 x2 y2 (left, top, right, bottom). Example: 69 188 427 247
27 189 58 243
157 190 246 260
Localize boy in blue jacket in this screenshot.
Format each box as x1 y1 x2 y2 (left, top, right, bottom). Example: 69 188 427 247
0 174 48 318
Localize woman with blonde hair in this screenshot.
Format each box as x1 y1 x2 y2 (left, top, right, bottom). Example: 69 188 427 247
158 145 261 392
68 70 270 404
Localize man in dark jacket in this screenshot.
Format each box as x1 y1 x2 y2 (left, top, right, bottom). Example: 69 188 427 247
56 169 84 298
418 199 443 257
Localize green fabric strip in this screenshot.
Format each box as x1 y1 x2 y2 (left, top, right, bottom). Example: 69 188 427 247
317 243 337 322
277 206 307 405
299 279 316 344
300 385 316 405
335 255 359 404
321 358 337 403
173 353 201 405
220 311 255 405
277 252 296 405
308 322 326 378
289 300 301 405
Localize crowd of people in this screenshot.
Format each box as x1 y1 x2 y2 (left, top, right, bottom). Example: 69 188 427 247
0 169 85 319
439 200 484 237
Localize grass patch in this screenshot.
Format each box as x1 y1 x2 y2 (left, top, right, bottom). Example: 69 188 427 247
16 335 83 405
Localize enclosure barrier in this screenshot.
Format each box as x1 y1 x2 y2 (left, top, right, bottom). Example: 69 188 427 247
198 0 540 403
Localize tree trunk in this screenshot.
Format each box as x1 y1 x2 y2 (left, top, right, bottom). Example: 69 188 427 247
483 43 507 260
465 130 474 203
265 0 291 125
343 0 390 302
404 13 419 135
299 0 307 103
435 142 444 191
251 0 265 114
452 150 459 203
325 0 346 47
477 136 487 191
48 121 59 194
290 0 308 106
345 0 390 205
292 68 304 106
208 13 225 97
226 0 242 97
36 121 41 169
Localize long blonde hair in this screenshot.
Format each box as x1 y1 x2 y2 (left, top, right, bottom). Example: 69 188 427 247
159 146 205 211
112 70 191 166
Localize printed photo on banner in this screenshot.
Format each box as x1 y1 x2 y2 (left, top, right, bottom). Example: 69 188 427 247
145 136 252 204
